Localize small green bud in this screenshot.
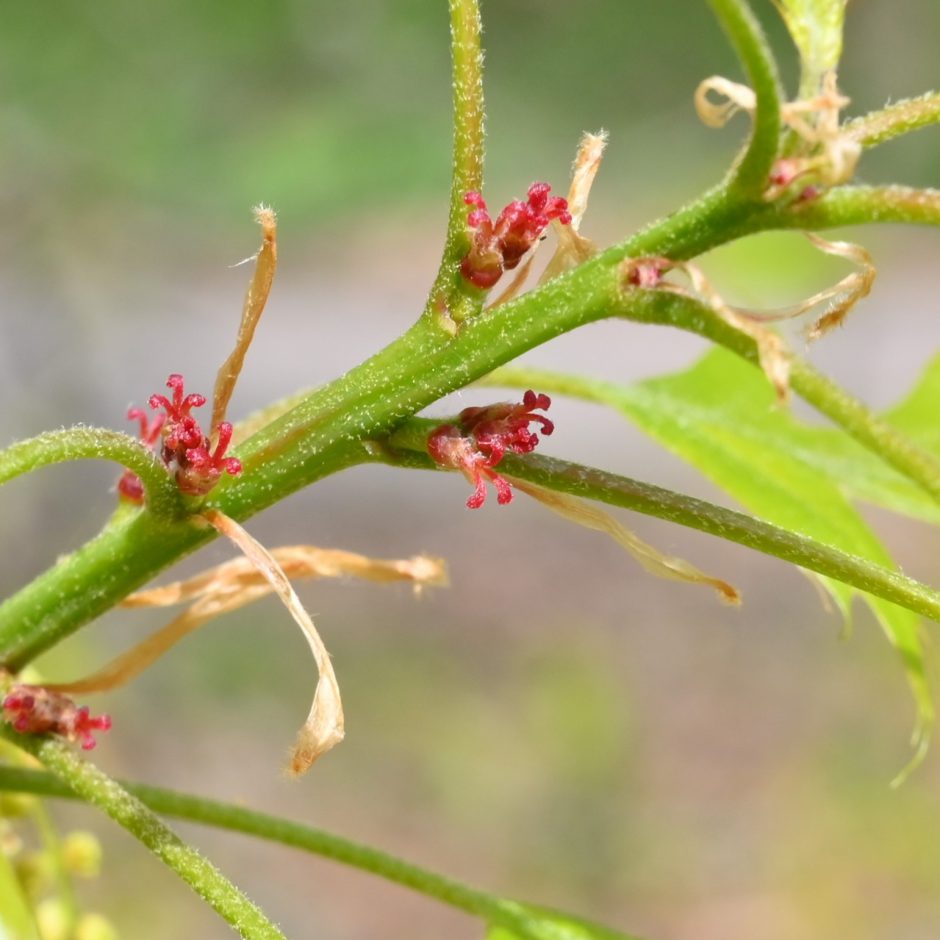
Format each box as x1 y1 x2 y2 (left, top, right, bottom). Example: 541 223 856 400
0 791 38 818
36 897 70 940
15 851 53 899
62 831 103 878
76 912 119 940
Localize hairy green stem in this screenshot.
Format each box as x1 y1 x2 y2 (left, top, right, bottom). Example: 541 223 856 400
0 731 286 940
770 184 940 228
427 0 487 324
845 92 940 149
606 289 940 504
2 170 939 669
0 766 639 940
0 428 182 519
379 432 940 624
706 0 782 196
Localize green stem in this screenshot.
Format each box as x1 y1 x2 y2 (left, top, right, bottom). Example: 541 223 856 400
607 289 940 504
0 731 286 940
427 0 487 324
32 800 80 935
379 432 940 624
0 830 40 940
0 767 634 940
771 184 940 228
845 92 940 149
789 358 940 504
3 177 940 669
706 0 783 196
0 428 182 518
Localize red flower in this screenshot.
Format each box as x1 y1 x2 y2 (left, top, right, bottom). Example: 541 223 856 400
460 183 571 289
148 373 207 424
177 421 243 497
118 374 242 503
427 390 554 508
3 685 112 751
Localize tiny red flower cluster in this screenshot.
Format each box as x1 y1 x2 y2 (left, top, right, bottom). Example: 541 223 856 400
119 373 242 501
2 685 112 751
427 390 554 508
460 183 572 289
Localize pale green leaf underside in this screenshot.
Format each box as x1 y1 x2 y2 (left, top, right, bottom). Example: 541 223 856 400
486 348 939 748
487 903 643 940
774 0 846 95
0 847 41 940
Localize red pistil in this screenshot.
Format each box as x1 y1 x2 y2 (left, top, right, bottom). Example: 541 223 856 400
148 373 207 423
460 183 571 289
3 685 112 751
118 374 242 503
427 390 554 508
178 421 243 496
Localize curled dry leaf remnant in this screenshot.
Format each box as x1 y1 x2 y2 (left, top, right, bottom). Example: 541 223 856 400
695 70 860 198
622 233 875 400
509 479 740 605
48 540 447 774
212 205 278 434
200 511 344 775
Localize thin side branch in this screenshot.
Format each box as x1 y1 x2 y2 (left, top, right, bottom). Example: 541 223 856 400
706 0 783 195
0 731 286 940
845 92 940 149
0 427 181 517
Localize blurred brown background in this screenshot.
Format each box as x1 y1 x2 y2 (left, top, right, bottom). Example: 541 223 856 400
2 1 940 938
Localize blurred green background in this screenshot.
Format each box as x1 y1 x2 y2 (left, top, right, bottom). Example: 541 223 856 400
2 2 940 938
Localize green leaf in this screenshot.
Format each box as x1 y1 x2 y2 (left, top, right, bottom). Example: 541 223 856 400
0 845 40 940
773 0 847 95
885 352 940 457
487 903 644 940
485 348 935 758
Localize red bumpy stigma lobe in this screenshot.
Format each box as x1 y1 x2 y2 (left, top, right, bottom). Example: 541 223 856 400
3 685 112 751
148 373 207 423
427 390 553 508
460 183 571 289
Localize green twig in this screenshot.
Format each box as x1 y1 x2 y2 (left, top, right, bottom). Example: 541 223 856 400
600 288 940 505
0 731 286 940
379 426 940 625
706 0 783 196
3 168 940 673
772 184 940 228
0 766 642 940
845 92 940 149
0 427 182 518
427 0 487 324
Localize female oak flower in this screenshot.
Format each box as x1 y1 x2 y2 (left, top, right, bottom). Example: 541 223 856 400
177 421 242 496
2 685 111 751
460 184 572 289
119 373 242 502
428 390 554 508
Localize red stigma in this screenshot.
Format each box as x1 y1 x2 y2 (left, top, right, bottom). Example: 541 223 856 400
3 685 112 751
427 390 553 508
118 374 243 503
460 183 571 290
